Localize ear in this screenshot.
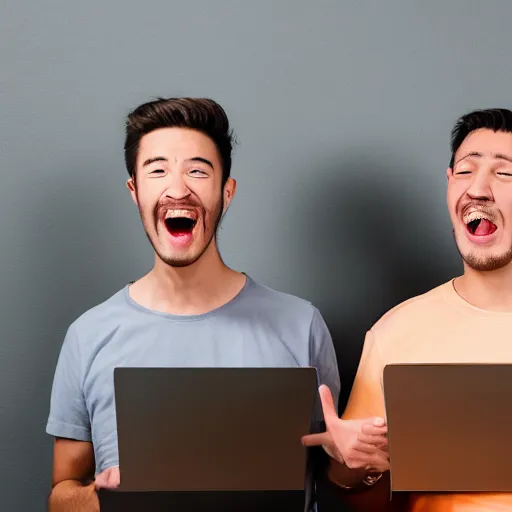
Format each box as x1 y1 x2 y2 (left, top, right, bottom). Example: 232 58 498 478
126 177 139 206
222 177 237 213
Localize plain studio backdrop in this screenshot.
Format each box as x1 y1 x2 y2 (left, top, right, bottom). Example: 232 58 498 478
0 0 510 510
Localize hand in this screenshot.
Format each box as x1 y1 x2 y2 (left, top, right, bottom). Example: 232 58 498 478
301 385 390 473
94 466 120 490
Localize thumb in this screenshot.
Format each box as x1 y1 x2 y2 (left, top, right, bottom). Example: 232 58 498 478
318 385 338 425
301 432 330 447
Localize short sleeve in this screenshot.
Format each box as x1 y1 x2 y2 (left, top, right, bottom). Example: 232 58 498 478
309 307 341 432
341 330 386 420
46 324 91 442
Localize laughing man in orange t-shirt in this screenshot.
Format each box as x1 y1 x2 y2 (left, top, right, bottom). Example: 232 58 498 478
304 108 512 512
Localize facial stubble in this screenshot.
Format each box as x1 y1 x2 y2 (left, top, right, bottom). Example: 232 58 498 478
137 189 225 268
453 229 512 271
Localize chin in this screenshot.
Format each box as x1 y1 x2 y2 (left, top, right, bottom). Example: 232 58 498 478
163 258 198 268
158 249 201 268
157 239 212 268
460 248 512 271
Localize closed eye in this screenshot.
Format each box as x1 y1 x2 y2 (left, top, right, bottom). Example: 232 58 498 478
455 171 471 175
150 169 165 175
497 172 512 177
189 169 209 177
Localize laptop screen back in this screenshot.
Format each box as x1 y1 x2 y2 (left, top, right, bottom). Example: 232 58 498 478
383 363 512 492
114 367 318 492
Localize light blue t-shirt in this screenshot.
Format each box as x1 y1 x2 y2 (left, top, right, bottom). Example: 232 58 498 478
46 275 340 510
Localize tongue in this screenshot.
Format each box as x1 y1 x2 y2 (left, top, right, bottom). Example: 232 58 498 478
474 219 497 236
171 228 191 236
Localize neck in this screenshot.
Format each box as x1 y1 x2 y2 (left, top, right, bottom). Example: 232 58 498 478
130 241 246 315
455 262 512 312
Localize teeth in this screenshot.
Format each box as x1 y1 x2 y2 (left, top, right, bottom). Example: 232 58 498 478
464 211 491 225
165 209 196 220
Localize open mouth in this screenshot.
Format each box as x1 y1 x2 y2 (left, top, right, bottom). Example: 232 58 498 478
163 210 198 239
465 213 497 237
165 216 197 236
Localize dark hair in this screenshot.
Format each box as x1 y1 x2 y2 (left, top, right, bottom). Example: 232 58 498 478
124 97 236 185
449 108 512 168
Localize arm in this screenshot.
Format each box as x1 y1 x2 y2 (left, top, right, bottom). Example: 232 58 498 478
305 309 342 478
303 386 389 487
48 438 99 512
46 326 99 510
325 471 409 512
329 330 397 511
327 458 373 488
329 329 388 488
304 323 389 488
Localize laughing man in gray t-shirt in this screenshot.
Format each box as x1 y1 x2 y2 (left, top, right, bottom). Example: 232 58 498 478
46 97 340 512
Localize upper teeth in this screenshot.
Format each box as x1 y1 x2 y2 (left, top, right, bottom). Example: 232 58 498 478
465 211 490 224
165 209 196 220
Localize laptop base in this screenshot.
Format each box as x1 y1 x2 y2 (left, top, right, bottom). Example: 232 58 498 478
98 489 305 511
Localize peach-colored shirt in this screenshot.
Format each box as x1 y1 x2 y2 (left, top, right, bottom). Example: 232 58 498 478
342 279 512 512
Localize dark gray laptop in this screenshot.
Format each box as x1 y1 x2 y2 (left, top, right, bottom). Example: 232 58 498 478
383 363 512 493
112 367 318 493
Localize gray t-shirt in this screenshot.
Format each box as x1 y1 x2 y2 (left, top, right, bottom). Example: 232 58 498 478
46 275 340 510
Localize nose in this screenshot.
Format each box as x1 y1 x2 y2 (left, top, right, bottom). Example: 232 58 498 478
466 170 493 202
163 173 190 201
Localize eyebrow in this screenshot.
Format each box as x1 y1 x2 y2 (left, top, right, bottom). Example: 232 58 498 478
455 152 512 165
187 157 214 169
142 156 214 169
142 156 167 167
494 153 512 164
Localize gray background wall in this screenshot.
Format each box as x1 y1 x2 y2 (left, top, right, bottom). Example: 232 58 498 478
1 0 510 510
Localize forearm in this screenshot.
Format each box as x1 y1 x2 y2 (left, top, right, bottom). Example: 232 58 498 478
48 480 99 512
327 469 406 512
327 457 369 488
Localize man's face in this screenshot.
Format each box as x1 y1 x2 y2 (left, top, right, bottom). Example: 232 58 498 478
127 127 236 267
447 128 512 271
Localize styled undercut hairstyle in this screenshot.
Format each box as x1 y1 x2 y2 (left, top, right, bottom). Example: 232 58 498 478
449 108 512 168
124 97 236 185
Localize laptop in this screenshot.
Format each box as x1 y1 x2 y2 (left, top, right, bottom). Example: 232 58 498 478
98 366 317 510
383 363 512 493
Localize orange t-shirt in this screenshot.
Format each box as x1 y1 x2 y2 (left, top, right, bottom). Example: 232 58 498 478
342 279 512 512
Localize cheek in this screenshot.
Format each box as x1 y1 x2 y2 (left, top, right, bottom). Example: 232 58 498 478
446 185 463 219
198 189 223 214
135 183 159 207
446 196 457 222
135 192 158 222
492 191 512 225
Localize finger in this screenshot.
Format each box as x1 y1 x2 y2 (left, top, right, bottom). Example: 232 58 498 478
95 467 120 490
95 471 107 489
346 447 390 471
301 432 330 447
358 431 388 442
371 417 386 427
357 433 389 449
107 467 120 488
318 385 338 425
368 447 390 465
352 442 380 455
369 451 390 472
361 422 387 436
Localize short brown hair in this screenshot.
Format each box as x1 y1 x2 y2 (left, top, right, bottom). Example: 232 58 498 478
124 97 236 185
450 108 512 168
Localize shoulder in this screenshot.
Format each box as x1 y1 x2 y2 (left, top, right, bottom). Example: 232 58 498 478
242 276 319 319
66 286 129 342
370 280 453 339
52 286 129 372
